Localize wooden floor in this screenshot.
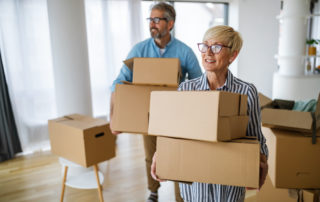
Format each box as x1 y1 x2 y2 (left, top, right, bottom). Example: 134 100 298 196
0 133 256 202
0 134 176 202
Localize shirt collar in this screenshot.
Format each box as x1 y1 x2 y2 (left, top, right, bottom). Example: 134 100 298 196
202 69 234 90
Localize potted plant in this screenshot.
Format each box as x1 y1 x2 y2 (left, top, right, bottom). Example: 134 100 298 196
306 39 320 56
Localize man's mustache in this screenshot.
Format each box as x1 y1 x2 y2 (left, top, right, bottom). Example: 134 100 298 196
150 27 159 31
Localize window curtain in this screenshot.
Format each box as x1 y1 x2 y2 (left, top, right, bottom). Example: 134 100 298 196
0 0 56 154
0 0 144 154
0 51 22 162
85 0 143 117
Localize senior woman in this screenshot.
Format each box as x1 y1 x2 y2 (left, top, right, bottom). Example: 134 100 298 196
151 25 268 202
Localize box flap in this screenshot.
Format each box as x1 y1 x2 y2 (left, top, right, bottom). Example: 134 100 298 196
239 94 248 115
231 138 259 144
217 116 248 141
132 58 181 86
218 91 243 116
50 114 108 130
262 108 314 132
121 81 132 85
123 58 134 70
259 93 272 108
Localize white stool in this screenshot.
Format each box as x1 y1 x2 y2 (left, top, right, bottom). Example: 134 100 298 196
59 158 104 202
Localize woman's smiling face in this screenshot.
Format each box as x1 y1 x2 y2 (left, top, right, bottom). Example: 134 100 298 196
201 38 233 73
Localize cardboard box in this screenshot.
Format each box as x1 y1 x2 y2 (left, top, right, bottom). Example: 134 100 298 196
148 91 248 142
303 190 320 202
124 57 181 86
255 175 296 202
259 93 320 133
48 114 116 167
111 84 177 134
156 136 260 188
263 126 320 188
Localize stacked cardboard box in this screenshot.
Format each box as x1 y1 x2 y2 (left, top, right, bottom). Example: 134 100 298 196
148 91 248 141
252 175 297 202
263 127 320 189
303 190 320 202
148 91 261 188
259 93 320 199
111 58 180 134
48 114 116 167
260 93 320 133
247 176 320 202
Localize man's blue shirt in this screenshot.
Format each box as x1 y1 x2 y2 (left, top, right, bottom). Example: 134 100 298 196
111 36 202 91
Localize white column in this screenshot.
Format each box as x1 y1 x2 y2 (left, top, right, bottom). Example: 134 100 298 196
47 0 93 116
277 0 309 76
273 0 320 100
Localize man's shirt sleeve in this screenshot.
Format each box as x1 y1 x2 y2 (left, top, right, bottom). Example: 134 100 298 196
110 46 141 92
185 49 202 79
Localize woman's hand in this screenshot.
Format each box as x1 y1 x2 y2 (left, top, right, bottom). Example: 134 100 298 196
151 152 166 182
246 153 268 190
259 154 268 189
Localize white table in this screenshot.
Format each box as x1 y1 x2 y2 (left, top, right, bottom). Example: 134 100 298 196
59 158 104 202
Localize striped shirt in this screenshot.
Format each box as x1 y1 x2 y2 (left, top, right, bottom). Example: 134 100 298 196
178 70 268 202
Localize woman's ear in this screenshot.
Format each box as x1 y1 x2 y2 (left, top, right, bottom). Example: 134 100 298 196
229 51 239 63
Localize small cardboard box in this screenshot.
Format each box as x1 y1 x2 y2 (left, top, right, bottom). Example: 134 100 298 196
156 136 260 188
256 175 296 202
111 84 177 134
259 93 320 133
263 126 320 188
303 190 320 202
124 57 181 86
48 114 116 167
148 91 248 142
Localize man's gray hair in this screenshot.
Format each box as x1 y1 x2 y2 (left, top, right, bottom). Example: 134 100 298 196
151 2 176 22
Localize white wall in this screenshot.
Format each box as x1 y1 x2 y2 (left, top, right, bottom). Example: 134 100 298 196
229 0 280 98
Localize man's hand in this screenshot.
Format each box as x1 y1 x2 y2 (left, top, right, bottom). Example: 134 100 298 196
109 92 121 135
109 120 121 135
111 129 121 135
151 152 166 182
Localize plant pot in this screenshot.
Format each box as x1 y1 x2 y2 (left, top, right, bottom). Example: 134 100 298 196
308 46 317 55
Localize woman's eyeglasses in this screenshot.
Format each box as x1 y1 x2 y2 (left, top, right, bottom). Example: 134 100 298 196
197 43 231 54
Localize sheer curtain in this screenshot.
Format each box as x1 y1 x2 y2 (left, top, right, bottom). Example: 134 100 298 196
0 0 56 154
85 0 143 118
0 0 143 154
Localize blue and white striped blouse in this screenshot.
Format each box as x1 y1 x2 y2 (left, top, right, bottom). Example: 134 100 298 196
178 70 268 202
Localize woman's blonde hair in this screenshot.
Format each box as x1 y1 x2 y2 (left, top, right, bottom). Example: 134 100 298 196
203 25 243 54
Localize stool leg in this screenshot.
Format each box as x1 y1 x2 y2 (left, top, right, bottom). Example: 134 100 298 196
94 164 104 202
60 166 68 202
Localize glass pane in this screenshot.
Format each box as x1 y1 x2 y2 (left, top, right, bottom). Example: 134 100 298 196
141 2 154 40
174 2 227 69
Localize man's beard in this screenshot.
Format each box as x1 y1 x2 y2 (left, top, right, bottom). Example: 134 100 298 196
150 27 168 39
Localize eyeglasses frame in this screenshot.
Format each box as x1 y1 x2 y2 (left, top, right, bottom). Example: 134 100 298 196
197 43 231 54
146 17 168 24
